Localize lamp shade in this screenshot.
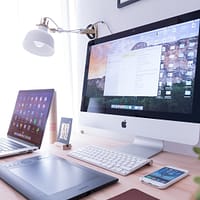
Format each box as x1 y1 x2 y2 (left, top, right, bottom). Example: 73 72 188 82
23 26 54 56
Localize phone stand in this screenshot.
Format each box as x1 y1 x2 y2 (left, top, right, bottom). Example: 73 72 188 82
54 142 72 150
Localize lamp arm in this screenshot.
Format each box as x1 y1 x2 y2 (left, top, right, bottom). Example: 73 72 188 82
51 26 98 40
42 17 95 34
39 17 111 39
54 28 96 34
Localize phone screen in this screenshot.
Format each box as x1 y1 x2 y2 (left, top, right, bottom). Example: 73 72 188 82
144 167 185 184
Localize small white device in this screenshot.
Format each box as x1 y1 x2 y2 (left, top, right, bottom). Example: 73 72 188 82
140 166 189 189
68 145 153 176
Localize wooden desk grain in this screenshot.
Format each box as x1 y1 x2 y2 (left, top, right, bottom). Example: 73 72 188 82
0 132 199 200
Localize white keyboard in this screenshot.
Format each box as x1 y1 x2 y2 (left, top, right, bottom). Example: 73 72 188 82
68 145 153 176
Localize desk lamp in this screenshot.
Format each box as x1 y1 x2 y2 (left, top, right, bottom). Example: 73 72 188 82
23 17 104 56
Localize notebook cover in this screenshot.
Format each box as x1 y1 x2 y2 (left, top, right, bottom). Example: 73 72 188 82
108 188 159 200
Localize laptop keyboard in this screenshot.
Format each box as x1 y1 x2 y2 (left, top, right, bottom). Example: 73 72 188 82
0 138 25 152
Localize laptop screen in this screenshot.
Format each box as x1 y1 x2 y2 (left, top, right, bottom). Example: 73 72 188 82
7 89 54 147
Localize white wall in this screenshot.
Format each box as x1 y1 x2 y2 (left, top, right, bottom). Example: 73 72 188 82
70 0 200 156
74 0 199 32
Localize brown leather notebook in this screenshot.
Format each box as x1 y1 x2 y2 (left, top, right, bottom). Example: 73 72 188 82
108 188 159 200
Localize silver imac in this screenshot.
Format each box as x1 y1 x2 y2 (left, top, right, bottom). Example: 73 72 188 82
79 10 200 158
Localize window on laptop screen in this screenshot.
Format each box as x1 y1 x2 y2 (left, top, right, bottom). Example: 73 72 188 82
80 10 200 157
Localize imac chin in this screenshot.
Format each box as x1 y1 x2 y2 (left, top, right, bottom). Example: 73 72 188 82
79 112 200 158
79 10 200 158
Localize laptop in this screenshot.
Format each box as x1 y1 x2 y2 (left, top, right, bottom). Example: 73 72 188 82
0 154 118 200
0 89 54 158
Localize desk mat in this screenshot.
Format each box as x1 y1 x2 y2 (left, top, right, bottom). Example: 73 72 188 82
108 188 159 200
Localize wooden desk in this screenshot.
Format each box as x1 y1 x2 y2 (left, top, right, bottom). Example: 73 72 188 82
0 132 199 200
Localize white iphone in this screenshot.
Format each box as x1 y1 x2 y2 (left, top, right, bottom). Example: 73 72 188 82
140 166 189 189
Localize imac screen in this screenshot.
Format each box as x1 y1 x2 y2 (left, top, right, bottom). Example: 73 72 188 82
81 10 200 124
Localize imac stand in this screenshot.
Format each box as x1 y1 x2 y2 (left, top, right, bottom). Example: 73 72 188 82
116 136 163 158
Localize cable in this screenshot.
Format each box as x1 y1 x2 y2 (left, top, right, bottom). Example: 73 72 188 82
94 21 112 35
